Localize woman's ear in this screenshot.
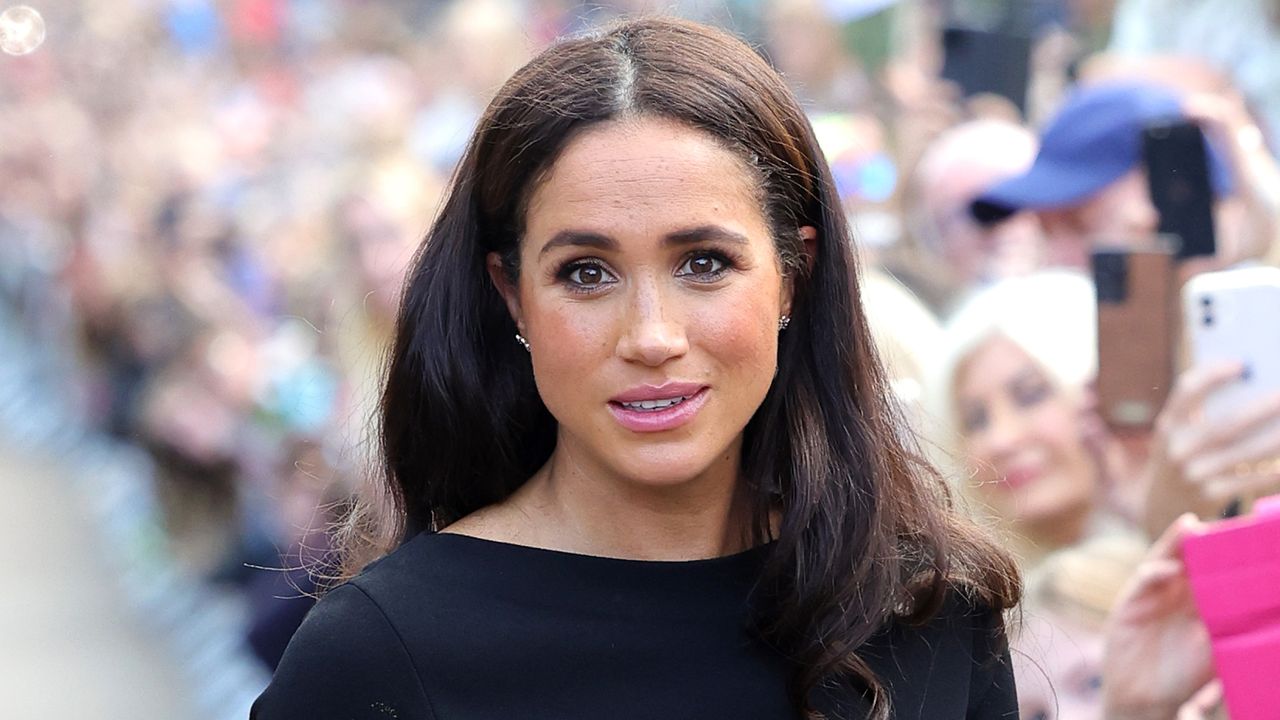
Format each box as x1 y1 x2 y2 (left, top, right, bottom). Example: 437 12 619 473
799 225 817 273
486 252 524 332
782 225 819 316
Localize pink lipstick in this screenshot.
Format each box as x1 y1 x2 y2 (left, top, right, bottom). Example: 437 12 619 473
608 383 709 433
999 465 1042 491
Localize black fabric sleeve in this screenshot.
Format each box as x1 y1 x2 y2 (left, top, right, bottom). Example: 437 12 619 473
249 582 436 720
967 607 1020 719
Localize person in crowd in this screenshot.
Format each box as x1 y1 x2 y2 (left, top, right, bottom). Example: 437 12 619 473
929 247 1280 546
1100 513 1220 720
860 268 943 431
928 270 1225 720
1110 0 1280 147
911 119 1044 303
969 81 1202 267
244 436 348 670
971 79 1278 271
1015 513 1226 720
1077 53 1280 272
930 270 1137 563
965 80 1280 539
1014 533 1147 720
252 17 1021 719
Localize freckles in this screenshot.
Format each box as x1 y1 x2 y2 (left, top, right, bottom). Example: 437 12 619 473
529 307 605 418
689 301 776 369
544 303 616 357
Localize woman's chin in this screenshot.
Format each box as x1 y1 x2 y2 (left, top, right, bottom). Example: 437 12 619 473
604 449 727 490
1012 494 1094 544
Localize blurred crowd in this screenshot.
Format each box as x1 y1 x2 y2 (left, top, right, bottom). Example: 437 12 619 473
4 0 1280 718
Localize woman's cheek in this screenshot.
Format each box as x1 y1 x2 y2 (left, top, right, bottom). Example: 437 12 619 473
961 431 997 481
526 303 611 408
695 284 779 356
961 437 1016 512
1031 400 1088 466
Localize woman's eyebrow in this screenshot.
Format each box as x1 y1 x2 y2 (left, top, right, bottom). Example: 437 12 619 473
1007 366 1048 390
538 230 617 258
664 225 749 247
538 225 749 258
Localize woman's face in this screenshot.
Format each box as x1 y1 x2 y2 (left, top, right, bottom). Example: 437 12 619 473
954 335 1096 540
492 118 802 489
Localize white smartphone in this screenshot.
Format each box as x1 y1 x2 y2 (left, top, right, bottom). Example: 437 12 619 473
1183 266 1280 423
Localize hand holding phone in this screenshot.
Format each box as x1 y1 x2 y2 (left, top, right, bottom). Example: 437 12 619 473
1139 266 1280 535
1182 495 1280 720
1182 266 1280 423
1093 243 1179 434
1102 514 1216 720
1144 120 1217 261
940 27 1031 115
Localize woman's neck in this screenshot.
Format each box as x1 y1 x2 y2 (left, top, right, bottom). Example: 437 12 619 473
1012 502 1097 567
475 434 756 561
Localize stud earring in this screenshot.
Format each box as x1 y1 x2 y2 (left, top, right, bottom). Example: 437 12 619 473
778 315 791 331
515 333 531 352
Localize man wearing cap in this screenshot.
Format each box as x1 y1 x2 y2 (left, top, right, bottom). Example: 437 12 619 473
970 82 1240 268
913 118 1044 292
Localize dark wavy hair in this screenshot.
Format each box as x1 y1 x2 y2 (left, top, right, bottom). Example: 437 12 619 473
337 16 1020 719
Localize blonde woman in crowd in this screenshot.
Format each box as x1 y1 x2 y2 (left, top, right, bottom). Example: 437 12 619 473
928 270 1149 719
929 270 1138 563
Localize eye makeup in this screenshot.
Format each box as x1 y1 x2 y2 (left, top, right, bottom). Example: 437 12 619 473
553 258 618 295
547 243 746 295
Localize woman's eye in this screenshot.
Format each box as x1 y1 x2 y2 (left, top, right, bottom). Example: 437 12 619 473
563 262 616 289
677 253 728 279
960 405 988 434
1013 382 1051 408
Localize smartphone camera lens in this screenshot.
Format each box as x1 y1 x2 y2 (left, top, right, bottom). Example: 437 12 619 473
1200 296 1213 307
1092 252 1129 303
1203 313 1214 326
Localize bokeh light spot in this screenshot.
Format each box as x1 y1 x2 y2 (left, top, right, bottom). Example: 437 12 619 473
0 5 46 56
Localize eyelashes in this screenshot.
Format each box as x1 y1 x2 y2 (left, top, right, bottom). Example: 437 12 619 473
553 249 740 295
560 261 616 291
675 252 731 280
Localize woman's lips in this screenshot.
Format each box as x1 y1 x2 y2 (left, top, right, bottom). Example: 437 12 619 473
608 386 710 433
998 465 1043 491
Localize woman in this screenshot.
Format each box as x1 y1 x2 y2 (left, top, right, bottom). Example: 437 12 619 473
252 18 1019 720
929 271 1147 720
931 271 1134 563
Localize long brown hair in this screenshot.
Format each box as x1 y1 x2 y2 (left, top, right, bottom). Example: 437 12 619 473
340 16 1019 718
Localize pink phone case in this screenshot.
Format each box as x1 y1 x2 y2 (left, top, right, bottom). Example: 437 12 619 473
1182 495 1280 720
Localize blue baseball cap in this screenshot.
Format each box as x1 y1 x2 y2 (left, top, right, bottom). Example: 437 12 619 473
970 82 1232 223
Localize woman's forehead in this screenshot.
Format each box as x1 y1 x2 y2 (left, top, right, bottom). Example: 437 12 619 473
958 335 1050 391
523 119 766 237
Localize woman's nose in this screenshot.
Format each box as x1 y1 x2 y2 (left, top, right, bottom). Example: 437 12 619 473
615 281 689 367
979 404 1027 459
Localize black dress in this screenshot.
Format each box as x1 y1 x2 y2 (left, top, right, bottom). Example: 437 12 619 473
250 532 1018 719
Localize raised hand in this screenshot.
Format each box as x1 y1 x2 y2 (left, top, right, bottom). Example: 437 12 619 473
1141 361 1280 537
1103 514 1215 720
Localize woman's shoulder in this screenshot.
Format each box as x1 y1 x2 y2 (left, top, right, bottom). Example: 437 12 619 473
250 581 436 719
250 534 486 720
863 589 1009 664
856 590 1018 719
346 531 459 592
